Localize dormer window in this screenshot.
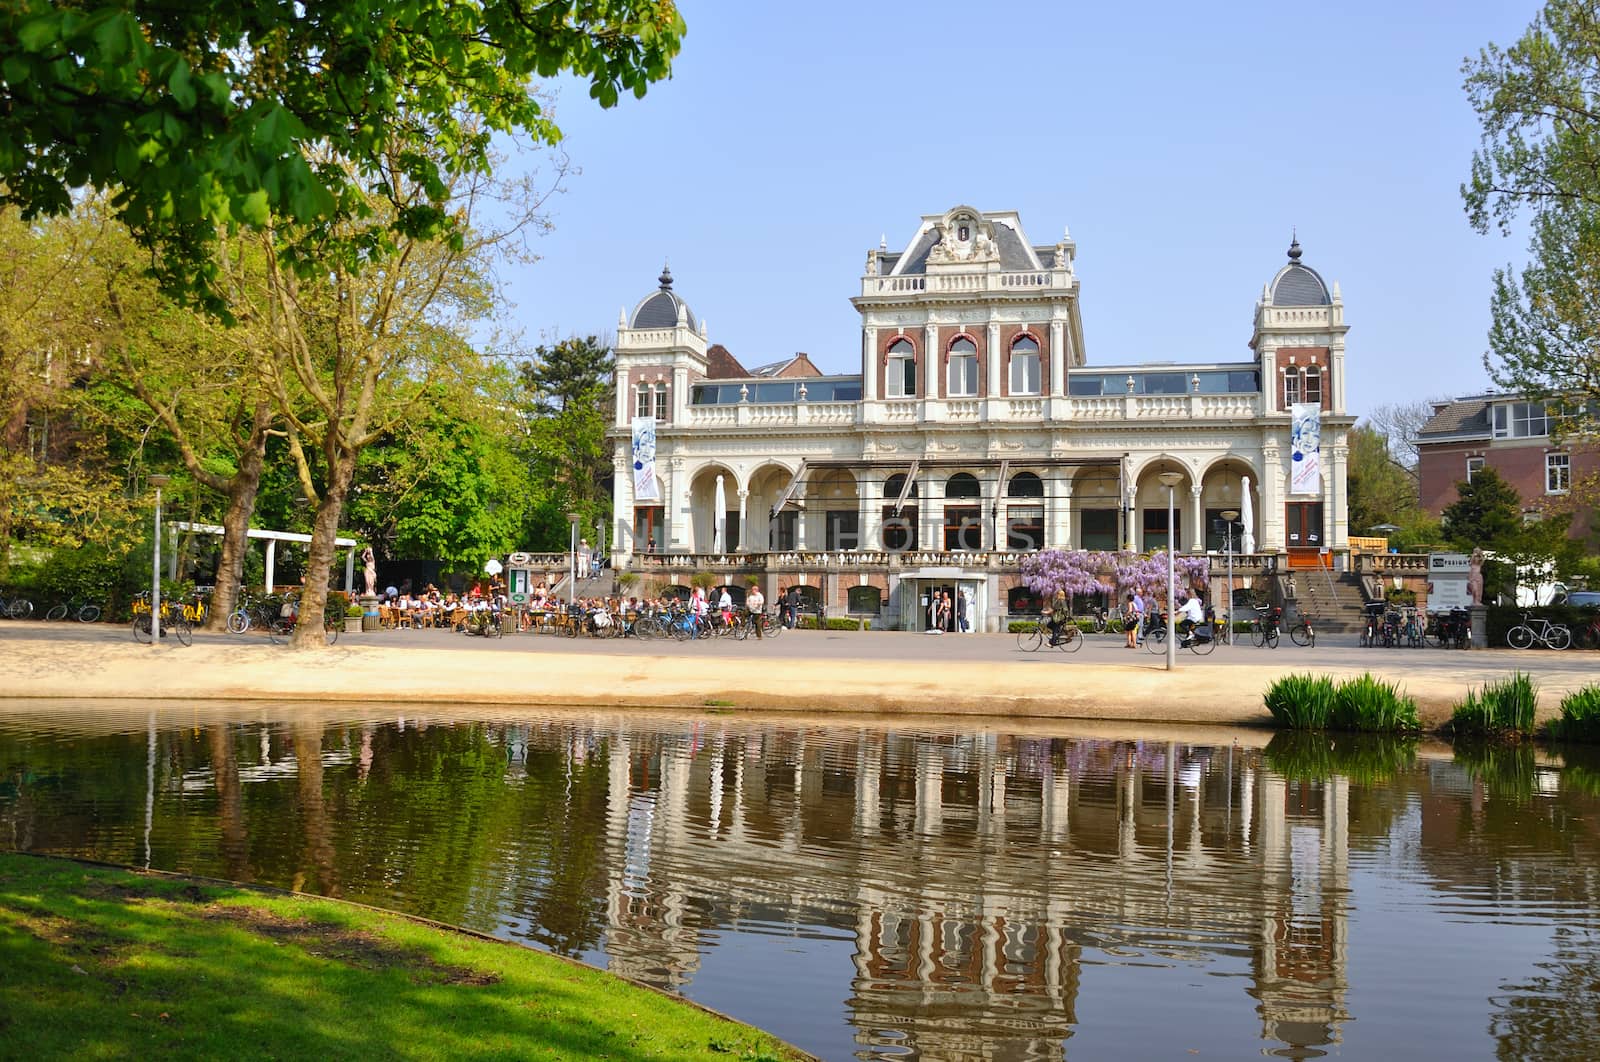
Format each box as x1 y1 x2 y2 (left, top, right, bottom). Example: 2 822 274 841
947 336 978 397
1492 401 1549 438
886 338 916 398
1010 335 1040 395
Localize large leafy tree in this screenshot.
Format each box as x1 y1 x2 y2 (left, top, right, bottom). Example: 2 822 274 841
1345 424 1421 534
515 335 613 551
1463 0 1600 437
0 1 685 312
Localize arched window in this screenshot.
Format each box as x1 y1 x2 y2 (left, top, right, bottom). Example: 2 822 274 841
846 585 883 614
1303 366 1322 405
946 472 981 498
653 383 669 420
886 338 916 398
1283 367 1301 407
1008 472 1044 497
947 336 978 397
1010 335 1040 395
635 384 652 418
883 474 919 499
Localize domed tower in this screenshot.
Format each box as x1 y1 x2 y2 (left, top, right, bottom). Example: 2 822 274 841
612 263 709 431
1249 236 1347 417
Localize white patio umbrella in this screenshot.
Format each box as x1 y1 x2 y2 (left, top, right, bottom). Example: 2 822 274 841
713 474 727 553
1240 476 1256 555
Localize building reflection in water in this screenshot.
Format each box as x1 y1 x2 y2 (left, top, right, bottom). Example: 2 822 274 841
9 714 1600 1061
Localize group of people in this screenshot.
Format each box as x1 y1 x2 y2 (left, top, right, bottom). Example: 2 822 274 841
1043 585 1211 648
925 589 971 634
380 581 507 631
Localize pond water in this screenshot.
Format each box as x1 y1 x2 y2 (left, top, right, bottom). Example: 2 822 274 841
3 706 1599 1061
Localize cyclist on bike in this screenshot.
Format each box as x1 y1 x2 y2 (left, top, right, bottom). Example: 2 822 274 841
1176 593 1205 645
1045 590 1070 646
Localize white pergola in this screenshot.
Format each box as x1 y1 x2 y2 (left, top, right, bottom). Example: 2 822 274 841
170 522 359 592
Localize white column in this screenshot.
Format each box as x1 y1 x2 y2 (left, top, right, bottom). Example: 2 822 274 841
1190 485 1204 553
919 465 934 551
265 539 277 593
1331 444 1349 551
344 549 355 591
1261 446 1282 553
862 328 878 402
612 453 633 560
1049 319 1065 396
737 488 749 553
986 321 1001 400
615 369 629 426
1055 482 1073 550
860 473 878 552
923 321 939 400
671 365 688 423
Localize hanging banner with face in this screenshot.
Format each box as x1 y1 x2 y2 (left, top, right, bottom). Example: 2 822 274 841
1290 403 1322 495
632 416 661 502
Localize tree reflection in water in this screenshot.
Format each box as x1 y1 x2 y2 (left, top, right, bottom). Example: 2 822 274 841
3 715 1600 1061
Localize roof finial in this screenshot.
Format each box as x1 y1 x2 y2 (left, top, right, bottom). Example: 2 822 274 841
879 233 887 251
658 260 673 290
1287 230 1302 262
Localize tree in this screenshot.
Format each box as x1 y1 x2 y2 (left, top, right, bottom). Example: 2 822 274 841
1441 465 1523 550
0 1 686 312
1345 424 1421 534
515 335 614 550
1364 399 1440 474
1463 1 1600 437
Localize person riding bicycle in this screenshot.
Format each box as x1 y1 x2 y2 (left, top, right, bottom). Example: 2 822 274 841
1176 593 1205 644
1046 590 1070 646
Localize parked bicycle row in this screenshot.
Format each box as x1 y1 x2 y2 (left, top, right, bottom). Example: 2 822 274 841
1020 603 1311 654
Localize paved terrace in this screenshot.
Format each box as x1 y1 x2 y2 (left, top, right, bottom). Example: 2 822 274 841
0 621 1587 729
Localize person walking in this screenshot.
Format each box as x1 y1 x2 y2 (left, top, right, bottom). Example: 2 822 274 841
747 584 765 639
577 538 590 580
1131 587 1147 646
1123 592 1139 649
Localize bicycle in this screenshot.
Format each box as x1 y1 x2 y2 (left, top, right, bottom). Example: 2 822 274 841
131 594 192 646
45 598 103 623
0 591 34 619
1400 608 1425 649
1249 606 1281 649
1087 606 1124 634
1017 620 1083 653
1575 614 1600 650
1288 612 1316 647
1143 613 1220 655
1506 611 1571 650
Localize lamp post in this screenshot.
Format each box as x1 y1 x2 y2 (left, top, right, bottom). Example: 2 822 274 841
149 474 171 643
1221 509 1239 648
1159 472 1182 671
567 511 581 605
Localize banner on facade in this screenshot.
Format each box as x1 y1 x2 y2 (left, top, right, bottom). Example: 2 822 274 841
631 416 660 502
1290 403 1322 495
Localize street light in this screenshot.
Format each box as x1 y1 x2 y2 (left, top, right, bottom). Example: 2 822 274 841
149 474 171 643
1158 471 1183 671
567 511 581 605
1221 509 1239 647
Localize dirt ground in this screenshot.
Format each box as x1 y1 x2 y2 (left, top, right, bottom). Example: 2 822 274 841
2 622 1585 730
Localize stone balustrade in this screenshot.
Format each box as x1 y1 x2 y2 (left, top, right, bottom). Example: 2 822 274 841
861 268 1068 298
626 549 1281 576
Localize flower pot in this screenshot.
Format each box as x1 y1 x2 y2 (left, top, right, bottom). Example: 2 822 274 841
345 617 362 634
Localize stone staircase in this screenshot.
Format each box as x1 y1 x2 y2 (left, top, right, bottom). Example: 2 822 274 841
1285 571 1371 634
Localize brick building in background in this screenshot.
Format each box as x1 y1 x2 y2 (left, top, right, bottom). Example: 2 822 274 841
1416 394 1598 539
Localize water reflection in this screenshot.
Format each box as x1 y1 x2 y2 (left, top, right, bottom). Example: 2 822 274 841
4 710 1600 1061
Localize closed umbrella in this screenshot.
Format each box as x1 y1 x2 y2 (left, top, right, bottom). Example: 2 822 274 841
713 474 727 553
1240 476 1256 555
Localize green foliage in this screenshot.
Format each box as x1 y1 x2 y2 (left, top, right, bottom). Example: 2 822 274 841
1463 2 1600 440
1266 672 1419 732
513 336 613 552
824 617 863 631
1451 671 1539 738
1264 674 1339 729
29 544 130 603
1263 730 1419 784
1453 741 1538 801
1346 423 1423 533
1441 466 1523 550
0 2 686 314
688 571 717 591
1332 673 1421 732
1487 604 1589 643
1009 621 1040 633
1385 588 1417 606
1548 684 1600 742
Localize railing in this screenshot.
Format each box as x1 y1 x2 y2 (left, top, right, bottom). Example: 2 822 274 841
946 399 981 420
1369 553 1428 573
862 268 1069 298
680 391 1263 430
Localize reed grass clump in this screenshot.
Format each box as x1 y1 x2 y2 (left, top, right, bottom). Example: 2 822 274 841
1548 683 1600 743
1263 673 1338 729
1451 671 1538 739
1330 673 1420 732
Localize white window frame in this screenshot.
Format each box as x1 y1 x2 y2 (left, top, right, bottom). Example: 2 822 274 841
1546 452 1571 494
1495 401 1550 439
886 339 916 398
1284 368 1302 406
1303 366 1322 405
635 385 652 418
653 383 668 421
947 337 978 397
1009 336 1040 395
1466 456 1484 482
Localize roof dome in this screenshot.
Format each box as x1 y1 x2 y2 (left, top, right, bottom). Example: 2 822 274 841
628 263 698 330
1267 236 1331 306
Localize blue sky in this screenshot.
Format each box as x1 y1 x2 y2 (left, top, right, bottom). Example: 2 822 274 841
501 0 1541 418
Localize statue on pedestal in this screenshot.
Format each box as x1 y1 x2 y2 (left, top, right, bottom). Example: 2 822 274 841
363 547 377 597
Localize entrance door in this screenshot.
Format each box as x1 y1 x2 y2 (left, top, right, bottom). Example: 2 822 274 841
918 582 957 632
1285 502 1326 569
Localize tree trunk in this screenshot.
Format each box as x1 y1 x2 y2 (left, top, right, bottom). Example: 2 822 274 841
206 443 266 631
290 452 355 649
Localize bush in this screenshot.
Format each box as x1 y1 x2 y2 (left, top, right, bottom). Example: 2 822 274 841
1451 671 1537 739
824 617 862 631
1264 674 1338 729
1548 683 1600 743
1009 620 1040 633
1385 588 1417 606
1487 604 1586 645
1331 673 1420 732
797 616 818 630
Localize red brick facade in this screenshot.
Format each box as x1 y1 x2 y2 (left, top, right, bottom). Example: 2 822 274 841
1275 346 1331 413
1418 438 1597 538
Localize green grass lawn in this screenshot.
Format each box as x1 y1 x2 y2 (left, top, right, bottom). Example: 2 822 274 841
0 853 804 1060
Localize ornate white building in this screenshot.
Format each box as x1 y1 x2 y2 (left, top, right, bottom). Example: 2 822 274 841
609 206 1352 631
